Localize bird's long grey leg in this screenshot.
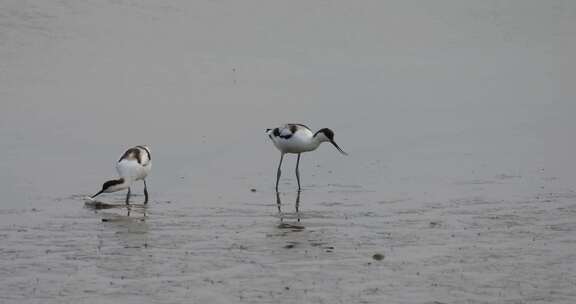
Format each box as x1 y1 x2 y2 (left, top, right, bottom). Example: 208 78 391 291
276 190 283 222
143 179 149 204
276 153 284 192
295 153 302 191
295 190 301 222
125 188 131 205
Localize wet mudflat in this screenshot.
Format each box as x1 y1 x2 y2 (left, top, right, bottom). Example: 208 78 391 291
1 1 575 303
2 180 576 303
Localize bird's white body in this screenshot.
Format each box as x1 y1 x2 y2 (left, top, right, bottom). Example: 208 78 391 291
266 124 323 154
266 124 347 191
93 146 152 204
116 146 152 183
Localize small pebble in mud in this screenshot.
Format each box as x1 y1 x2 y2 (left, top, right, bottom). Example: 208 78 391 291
250 188 257 192
372 253 384 261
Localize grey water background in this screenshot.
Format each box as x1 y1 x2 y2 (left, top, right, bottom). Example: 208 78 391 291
1 0 575 303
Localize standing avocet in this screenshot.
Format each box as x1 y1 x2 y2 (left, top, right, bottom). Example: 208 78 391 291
92 145 152 204
266 124 347 191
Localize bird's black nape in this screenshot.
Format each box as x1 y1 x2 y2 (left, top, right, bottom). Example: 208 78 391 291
314 128 334 140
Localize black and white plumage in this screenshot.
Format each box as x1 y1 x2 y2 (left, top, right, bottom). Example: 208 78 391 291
266 124 347 191
92 145 152 204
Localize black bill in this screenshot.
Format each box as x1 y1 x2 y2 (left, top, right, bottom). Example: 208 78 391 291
331 140 348 155
91 190 104 198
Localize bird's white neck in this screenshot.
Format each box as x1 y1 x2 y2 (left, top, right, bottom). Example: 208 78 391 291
309 136 323 150
298 134 326 152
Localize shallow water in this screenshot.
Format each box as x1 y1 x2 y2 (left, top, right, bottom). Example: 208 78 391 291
1 0 575 303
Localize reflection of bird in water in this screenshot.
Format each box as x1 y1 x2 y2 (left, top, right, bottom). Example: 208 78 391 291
91 145 152 204
266 124 347 191
85 201 148 218
276 190 303 224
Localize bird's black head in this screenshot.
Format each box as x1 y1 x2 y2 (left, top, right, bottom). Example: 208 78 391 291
103 179 123 190
315 128 334 141
92 178 125 198
314 128 347 155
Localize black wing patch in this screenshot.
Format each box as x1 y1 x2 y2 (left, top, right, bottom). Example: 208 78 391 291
276 127 294 139
271 124 308 140
291 123 311 131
